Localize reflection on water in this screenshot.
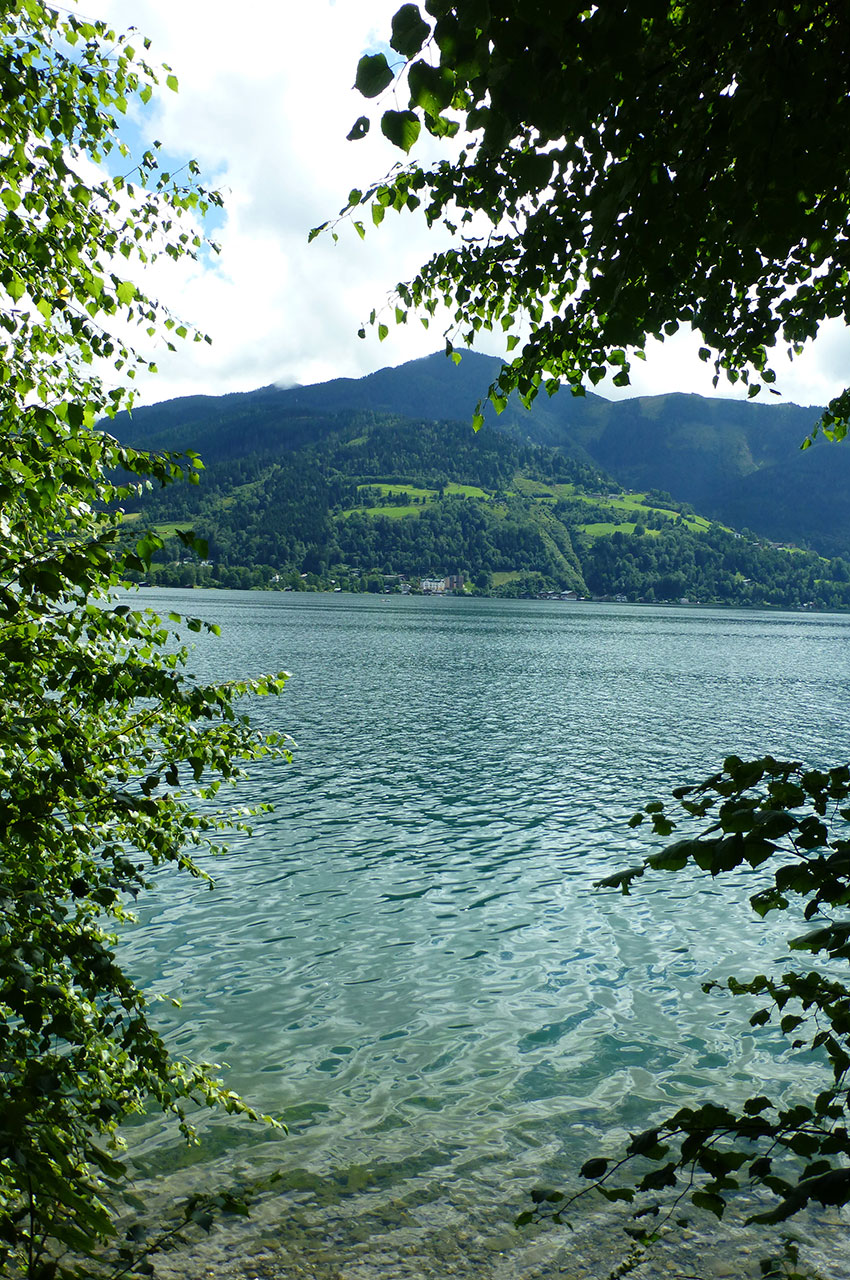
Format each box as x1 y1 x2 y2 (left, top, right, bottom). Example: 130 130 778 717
118 593 850 1276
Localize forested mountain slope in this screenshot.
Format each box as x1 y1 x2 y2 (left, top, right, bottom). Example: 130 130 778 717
116 350 849 557
119 386 850 610
124 411 594 595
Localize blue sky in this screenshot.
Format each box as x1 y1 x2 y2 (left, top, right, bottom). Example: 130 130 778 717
89 0 850 414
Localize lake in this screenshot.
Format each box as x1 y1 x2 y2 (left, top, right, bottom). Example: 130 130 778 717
118 591 850 1279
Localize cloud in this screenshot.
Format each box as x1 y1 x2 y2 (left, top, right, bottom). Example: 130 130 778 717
88 0 458 402
87 0 850 414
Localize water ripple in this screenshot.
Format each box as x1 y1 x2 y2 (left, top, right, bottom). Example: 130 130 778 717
119 592 850 1276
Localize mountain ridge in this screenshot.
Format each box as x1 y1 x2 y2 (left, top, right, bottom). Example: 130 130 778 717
117 357 850 610
116 349 843 553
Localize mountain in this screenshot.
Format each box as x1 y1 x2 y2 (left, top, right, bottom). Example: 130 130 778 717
541 390 850 555
115 359 850 611
115 350 848 556
124 407 599 596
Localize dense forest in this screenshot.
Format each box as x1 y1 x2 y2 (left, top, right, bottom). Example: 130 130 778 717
116 348 850 559
121 400 850 610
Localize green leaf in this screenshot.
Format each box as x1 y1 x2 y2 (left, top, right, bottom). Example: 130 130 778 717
176 529 208 558
599 1187 635 1203
390 4 430 58
355 52 394 99
380 109 421 153
408 60 454 117
347 116 370 141
692 1191 726 1219
595 866 644 894
424 113 460 139
530 1187 563 1204
647 844 690 872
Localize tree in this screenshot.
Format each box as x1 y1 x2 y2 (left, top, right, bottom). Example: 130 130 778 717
518 760 850 1273
0 3 287 1275
322 0 850 437
333 1 850 1271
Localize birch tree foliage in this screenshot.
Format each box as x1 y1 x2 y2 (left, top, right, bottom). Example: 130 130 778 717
325 0 850 437
525 759 850 1275
0 3 288 1276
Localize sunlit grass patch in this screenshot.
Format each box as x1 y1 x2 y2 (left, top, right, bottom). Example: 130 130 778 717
445 482 491 498
513 476 556 497
339 505 421 519
357 482 436 500
579 521 661 538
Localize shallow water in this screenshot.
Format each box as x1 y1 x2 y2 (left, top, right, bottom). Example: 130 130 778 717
117 592 850 1277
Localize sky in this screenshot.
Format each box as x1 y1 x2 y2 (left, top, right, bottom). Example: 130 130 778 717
89 0 850 412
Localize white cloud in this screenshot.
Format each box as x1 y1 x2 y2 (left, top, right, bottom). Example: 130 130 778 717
88 0 460 403
87 0 849 414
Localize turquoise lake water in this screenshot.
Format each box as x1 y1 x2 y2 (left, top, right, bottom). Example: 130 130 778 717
117 591 850 1279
